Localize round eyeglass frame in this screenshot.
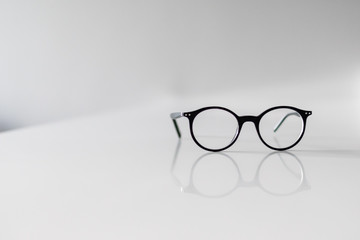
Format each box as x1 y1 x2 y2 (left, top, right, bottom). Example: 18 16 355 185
183 106 311 152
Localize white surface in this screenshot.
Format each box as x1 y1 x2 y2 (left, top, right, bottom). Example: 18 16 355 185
0 97 359 239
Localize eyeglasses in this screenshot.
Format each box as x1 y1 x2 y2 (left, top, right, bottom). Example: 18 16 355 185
170 106 312 151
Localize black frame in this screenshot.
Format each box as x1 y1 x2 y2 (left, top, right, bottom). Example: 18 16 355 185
170 106 312 152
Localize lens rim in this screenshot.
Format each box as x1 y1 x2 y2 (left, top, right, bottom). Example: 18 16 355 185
256 106 309 151
185 106 241 152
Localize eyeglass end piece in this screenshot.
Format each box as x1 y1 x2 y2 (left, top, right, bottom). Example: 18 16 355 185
170 112 183 119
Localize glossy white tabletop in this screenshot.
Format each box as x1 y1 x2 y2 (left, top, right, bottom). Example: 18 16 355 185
0 96 359 239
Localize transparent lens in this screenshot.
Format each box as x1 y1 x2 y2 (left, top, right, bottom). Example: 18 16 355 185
259 108 303 149
192 109 238 150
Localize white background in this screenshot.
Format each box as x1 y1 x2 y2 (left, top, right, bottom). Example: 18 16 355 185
0 0 359 131
0 2 360 238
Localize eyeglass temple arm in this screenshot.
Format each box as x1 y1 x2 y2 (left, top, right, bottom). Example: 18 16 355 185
170 112 183 138
274 112 301 132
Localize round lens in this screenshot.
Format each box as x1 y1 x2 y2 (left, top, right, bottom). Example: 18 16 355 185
258 108 303 149
192 108 239 150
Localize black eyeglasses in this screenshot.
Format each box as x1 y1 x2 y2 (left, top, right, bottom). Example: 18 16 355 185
170 106 312 151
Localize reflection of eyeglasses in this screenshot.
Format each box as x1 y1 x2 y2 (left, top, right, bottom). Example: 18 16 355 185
171 141 310 198
170 106 312 151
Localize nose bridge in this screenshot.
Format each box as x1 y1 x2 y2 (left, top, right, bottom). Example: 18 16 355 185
238 115 257 124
